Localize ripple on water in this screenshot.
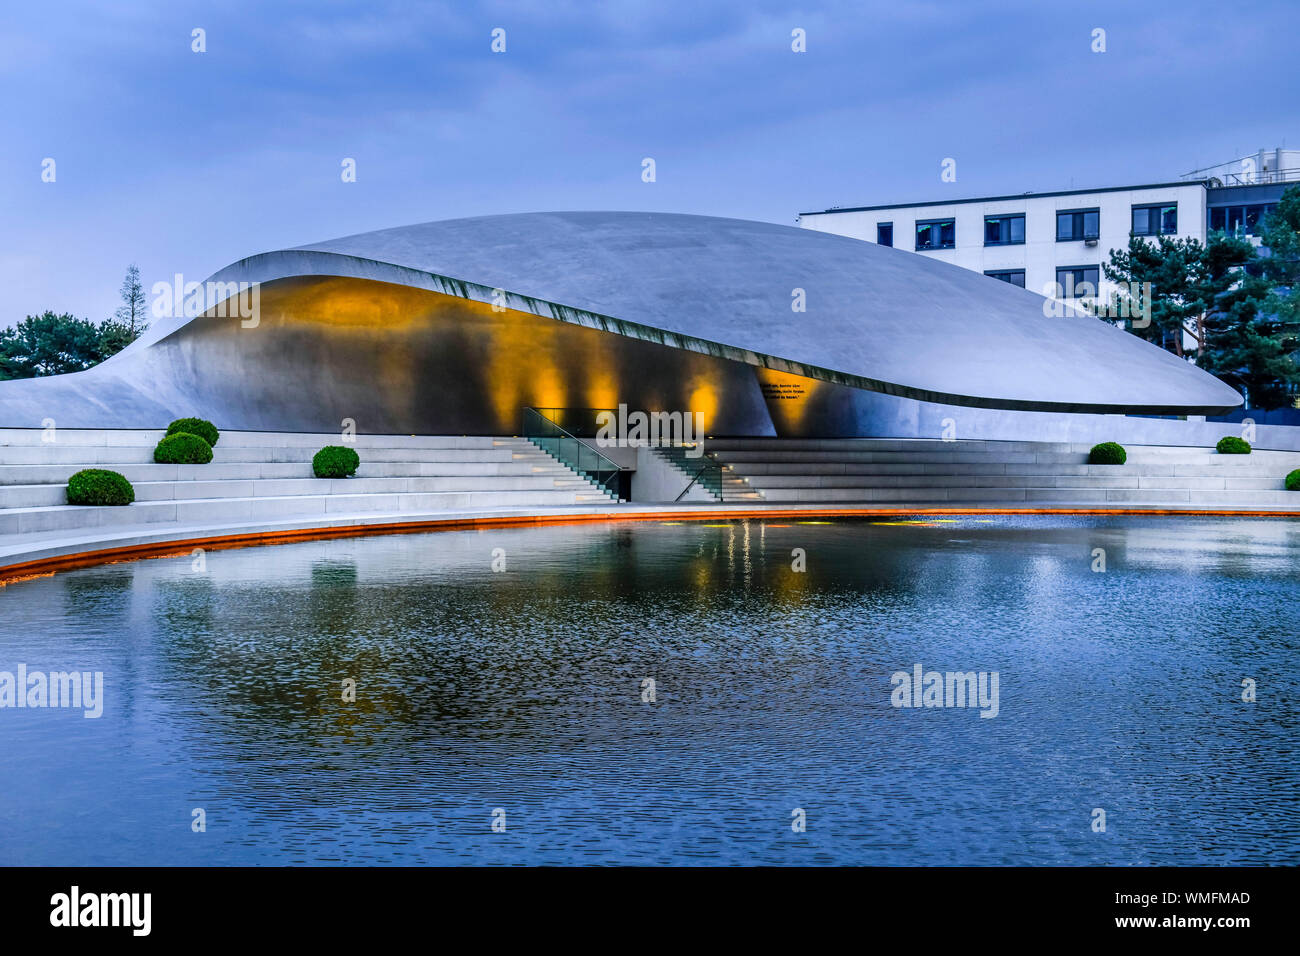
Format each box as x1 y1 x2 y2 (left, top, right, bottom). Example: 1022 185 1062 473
0 515 1296 864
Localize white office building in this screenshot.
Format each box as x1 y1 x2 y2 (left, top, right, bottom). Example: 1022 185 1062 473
798 148 1300 307
798 181 1206 305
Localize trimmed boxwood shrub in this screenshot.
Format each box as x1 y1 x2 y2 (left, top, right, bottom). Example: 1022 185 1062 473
1286 469 1300 491
166 417 219 447
313 445 360 479
1088 442 1127 465
66 469 135 506
1216 436 1251 455
154 432 213 464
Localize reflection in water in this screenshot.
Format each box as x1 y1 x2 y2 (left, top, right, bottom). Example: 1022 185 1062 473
1 516 1297 865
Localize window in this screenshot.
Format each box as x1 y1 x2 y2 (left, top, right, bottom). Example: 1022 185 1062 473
877 222 893 247
1245 205 1266 234
1056 208 1099 241
984 214 1025 246
1209 204 1277 237
1132 203 1177 236
1055 266 1100 298
984 269 1026 288
915 218 955 250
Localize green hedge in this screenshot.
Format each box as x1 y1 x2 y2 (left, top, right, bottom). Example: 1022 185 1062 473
1216 436 1251 455
313 445 360 479
66 469 135 506
154 432 213 464
1286 469 1300 492
166 417 219 447
1088 442 1127 465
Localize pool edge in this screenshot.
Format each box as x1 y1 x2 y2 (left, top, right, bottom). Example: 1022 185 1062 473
3 505 1299 585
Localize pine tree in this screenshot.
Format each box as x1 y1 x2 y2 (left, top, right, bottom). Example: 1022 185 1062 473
1102 235 1205 356
0 312 104 378
1198 188 1300 410
114 263 148 336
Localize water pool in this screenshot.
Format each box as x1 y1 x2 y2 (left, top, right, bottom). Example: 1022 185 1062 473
1 515 1297 865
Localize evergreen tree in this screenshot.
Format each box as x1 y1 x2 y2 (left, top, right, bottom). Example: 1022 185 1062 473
1103 200 1300 409
1102 235 1206 355
0 312 105 378
96 318 139 361
1198 187 1300 410
114 263 149 336
1 265 150 380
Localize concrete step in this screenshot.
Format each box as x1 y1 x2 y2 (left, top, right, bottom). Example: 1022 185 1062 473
715 450 1058 465
743 474 1122 489
705 438 1075 454
0 445 546 465
0 429 524 449
718 449 1300 468
754 486 1299 505
740 473 1292 491
0 459 581 486
1006 462 1296 477
722 460 1295 478
0 487 616 535
753 487 1024 503
707 437 1300 459
0 474 599 509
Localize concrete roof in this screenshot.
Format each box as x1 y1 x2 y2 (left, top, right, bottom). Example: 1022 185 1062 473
221 210 1240 414
0 211 1242 428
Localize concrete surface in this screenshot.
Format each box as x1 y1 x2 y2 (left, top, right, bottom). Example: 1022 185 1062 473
2 431 1296 580
0 212 1243 434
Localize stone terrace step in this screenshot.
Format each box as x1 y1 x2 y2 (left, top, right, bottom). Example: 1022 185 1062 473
0 429 525 449
0 459 577 487
706 437 1300 460
0 445 571 466
0 430 620 528
0 474 597 509
710 438 1300 509
717 449 1300 468
0 488 614 535
715 449 1067 464
754 486 1299 505
740 473 1290 491
720 460 1297 480
704 438 1076 454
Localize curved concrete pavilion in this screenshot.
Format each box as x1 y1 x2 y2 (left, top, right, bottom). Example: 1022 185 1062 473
0 211 1242 434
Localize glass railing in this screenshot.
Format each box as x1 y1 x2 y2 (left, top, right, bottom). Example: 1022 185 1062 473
522 407 624 501
653 443 724 502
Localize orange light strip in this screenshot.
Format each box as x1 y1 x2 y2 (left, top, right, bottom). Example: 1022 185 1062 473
1 506 1296 585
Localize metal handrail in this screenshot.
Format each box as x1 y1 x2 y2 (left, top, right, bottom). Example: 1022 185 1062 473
654 443 723 502
1215 168 1300 187
674 462 715 502
522 407 624 500
1190 167 1300 188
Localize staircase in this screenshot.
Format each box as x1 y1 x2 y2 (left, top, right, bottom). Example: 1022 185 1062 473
521 407 624 501
652 444 764 503
704 438 1300 508
0 429 618 537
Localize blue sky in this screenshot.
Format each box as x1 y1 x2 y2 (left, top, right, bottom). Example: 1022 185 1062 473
2 0 1296 322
